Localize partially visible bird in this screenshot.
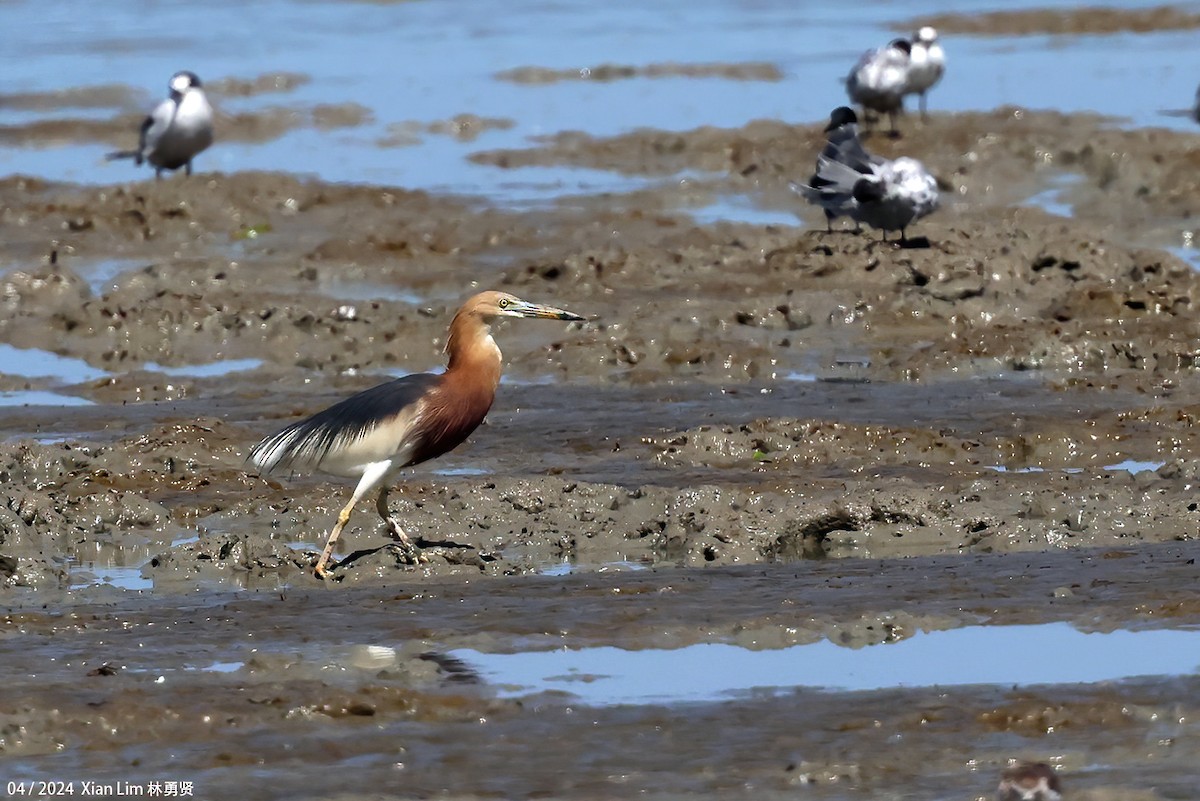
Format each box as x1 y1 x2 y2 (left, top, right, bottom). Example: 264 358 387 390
248 291 585 578
995 762 1062 801
849 155 939 242
846 38 912 137
107 71 213 179
796 107 939 243
1159 84 1200 124
905 26 945 120
791 106 881 233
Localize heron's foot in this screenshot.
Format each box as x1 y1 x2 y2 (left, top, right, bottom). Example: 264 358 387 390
383 517 429 565
313 551 340 579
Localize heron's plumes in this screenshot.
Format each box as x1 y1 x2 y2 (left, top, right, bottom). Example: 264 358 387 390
249 374 439 477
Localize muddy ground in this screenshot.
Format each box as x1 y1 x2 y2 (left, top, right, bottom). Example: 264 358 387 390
4 82 1200 798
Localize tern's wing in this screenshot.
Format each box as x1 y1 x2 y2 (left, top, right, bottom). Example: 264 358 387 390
822 126 880 173
138 98 176 158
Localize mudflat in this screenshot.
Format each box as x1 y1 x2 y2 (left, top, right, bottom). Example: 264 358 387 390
3 104 1200 798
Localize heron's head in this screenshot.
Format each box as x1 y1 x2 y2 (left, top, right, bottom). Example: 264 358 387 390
169 71 203 95
915 26 938 45
467 291 584 323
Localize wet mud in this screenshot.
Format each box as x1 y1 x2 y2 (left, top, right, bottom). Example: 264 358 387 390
903 5 1200 37
4 95 1200 797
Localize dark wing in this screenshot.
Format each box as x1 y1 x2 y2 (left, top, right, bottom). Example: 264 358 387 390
135 114 155 163
249 372 441 474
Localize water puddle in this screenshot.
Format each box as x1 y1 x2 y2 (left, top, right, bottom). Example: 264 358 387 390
1166 245 1200 272
1023 172 1086 218
68 564 153 591
688 196 800 227
1104 458 1166 474
985 459 1165 476
128 660 246 678
478 166 656 208
453 623 1200 706
315 281 425 305
0 390 93 407
540 559 650 577
985 465 1083 475
76 257 147 295
141 358 264 378
0 343 109 384
431 466 493 477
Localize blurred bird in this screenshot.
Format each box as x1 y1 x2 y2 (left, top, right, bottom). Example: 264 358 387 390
249 291 585 578
846 38 912 136
1159 84 1200 124
995 762 1062 801
796 107 939 243
791 106 881 232
905 26 945 120
107 71 213 178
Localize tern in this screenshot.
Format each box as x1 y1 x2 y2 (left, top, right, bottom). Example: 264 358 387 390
905 26 945 120
791 106 881 233
107 71 214 179
797 107 939 243
846 38 911 136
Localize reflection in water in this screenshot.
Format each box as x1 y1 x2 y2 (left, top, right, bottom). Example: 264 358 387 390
454 623 1200 705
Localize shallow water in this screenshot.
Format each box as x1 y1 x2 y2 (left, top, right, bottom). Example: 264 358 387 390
0 390 94 408
455 623 1200 704
3 0 1199 201
0 343 109 384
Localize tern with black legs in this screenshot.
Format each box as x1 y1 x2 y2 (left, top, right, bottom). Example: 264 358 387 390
792 107 882 233
798 107 939 243
906 26 945 120
249 291 585 579
107 71 213 179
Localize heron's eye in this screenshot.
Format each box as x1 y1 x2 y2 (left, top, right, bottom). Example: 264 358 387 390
498 298 509 309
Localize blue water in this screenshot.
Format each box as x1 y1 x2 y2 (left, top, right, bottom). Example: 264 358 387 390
2 0 1199 200
455 622 1200 705
0 343 109 383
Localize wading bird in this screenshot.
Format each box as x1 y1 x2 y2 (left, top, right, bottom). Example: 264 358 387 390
249 291 585 578
107 71 213 178
798 107 939 244
846 38 912 136
905 26 945 120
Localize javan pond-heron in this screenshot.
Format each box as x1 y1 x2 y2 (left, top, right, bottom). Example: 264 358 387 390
249 291 585 578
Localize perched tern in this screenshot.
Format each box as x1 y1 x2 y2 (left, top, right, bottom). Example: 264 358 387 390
905 26 945 120
797 107 939 243
791 107 881 232
846 38 911 136
107 71 214 179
